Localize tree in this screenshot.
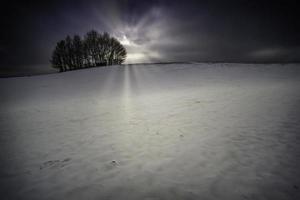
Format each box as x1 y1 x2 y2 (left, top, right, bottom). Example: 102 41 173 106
109 37 127 65
51 30 127 72
73 35 84 69
50 40 67 72
84 30 99 66
65 35 75 70
101 32 111 65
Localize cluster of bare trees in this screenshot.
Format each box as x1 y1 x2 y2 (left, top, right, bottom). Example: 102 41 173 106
51 30 127 72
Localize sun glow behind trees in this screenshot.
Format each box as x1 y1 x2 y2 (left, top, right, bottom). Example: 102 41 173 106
104 7 168 64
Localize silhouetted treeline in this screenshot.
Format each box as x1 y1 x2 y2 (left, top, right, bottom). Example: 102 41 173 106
51 30 127 72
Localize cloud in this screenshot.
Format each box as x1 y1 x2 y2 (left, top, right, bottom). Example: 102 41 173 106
248 46 300 62
250 48 287 58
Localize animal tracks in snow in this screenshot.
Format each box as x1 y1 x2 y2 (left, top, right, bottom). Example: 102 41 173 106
40 158 71 170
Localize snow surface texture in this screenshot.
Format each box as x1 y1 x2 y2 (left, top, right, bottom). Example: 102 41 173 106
1 63 300 200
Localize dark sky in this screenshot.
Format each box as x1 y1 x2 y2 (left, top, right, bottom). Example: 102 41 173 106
1 0 300 74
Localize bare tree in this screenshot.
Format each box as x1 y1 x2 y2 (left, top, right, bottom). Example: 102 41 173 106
51 40 67 72
73 35 84 69
84 30 99 67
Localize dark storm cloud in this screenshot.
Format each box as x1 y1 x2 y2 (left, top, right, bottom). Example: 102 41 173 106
1 0 300 74
143 0 300 62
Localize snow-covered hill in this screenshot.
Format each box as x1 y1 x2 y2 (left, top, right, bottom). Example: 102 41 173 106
1 63 300 200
